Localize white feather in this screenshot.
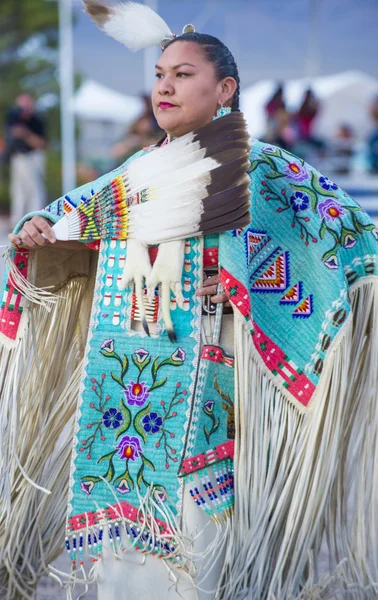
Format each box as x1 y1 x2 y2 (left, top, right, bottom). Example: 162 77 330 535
104 2 173 51
130 156 215 197
126 133 197 186
146 241 185 337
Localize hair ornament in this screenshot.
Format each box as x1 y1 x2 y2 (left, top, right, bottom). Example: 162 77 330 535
160 34 177 50
83 1 196 52
160 24 196 50
182 24 196 34
83 0 173 51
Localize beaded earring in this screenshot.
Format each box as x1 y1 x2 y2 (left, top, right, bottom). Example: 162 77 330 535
215 106 232 119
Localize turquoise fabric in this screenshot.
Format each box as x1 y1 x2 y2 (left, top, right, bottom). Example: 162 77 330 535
219 140 378 402
182 346 234 462
70 235 203 524
6 131 378 555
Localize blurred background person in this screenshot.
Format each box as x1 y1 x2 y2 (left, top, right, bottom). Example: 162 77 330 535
296 88 319 141
292 88 325 165
3 93 48 226
111 94 163 162
264 84 295 150
331 123 355 175
368 96 378 173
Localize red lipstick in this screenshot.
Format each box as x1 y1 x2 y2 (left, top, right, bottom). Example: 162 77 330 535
159 102 176 109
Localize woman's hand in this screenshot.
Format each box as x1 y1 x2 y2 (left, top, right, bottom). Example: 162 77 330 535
195 273 231 307
8 216 56 248
8 217 56 248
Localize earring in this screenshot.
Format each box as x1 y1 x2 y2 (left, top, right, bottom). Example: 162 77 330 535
215 105 232 120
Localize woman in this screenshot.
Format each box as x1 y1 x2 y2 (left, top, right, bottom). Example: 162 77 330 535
3 2 378 599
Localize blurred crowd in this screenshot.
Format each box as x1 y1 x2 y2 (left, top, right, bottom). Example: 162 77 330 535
1 87 378 228
1 93 47 226
264 84 378 177
0 93 163 227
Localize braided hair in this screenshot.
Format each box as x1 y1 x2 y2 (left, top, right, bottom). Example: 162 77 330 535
164 33 241 111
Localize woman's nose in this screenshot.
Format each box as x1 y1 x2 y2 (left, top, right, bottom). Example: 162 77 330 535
158 75 175 96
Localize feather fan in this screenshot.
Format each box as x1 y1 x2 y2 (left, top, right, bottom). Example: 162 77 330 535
51 112 251 342
51 112 251 245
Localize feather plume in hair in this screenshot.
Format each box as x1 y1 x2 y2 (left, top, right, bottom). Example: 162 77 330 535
82 0 173 51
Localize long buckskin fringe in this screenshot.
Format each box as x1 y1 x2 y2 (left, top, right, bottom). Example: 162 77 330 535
0 271 91 599
219 278 378 600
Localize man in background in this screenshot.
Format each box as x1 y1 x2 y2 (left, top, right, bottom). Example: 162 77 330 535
4 93 47 226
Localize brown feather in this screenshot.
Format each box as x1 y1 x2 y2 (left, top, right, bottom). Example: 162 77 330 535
200 181 251 223
82 0 110 25
206 157 250 197
193 113 250 157
203 211 251 235
193 114 251 235
200 196 251 230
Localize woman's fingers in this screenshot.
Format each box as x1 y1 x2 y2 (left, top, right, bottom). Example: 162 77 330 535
202 274 219 288
33 216 56 243
195 273 230 306
19 229 38 248
12 216 56 248
196 273 220 298
196 284 218 297
210 292 230 305
20 222 46 247
8 233 21 246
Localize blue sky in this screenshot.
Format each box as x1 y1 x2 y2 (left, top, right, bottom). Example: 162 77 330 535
73 0 378 94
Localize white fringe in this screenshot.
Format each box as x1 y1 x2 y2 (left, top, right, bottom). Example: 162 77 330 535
0 270 91 599
219 278 378 599
4 248 60 311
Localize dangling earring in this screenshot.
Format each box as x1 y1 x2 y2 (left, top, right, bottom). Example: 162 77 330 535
215 105 232 119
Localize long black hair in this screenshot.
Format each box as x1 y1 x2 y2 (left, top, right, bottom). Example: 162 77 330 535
164 33 240 111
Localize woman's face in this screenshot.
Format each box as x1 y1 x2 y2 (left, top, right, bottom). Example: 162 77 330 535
152 41 225 138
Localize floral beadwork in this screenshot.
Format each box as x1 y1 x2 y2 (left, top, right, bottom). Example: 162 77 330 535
103 408 123 429
79 374 113 459
116 435 142 461
318 198 344 222
284 162 309 182
290 191 310 212
143 412 163 434
318 176 338 192
156 382 187 469
80 344 187 496
124 381 150 407
134 348 149 363
203 399 220 444
250 144 378 269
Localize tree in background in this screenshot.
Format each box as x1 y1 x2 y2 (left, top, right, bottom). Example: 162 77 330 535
0 0 79 213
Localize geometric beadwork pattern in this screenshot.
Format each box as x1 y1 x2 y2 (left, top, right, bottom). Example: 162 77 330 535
0 250 29 342
131 289 159 323
63 195 77 214
245 229 271 265
292 294 314 318
251 251 290 293
280 281 303 305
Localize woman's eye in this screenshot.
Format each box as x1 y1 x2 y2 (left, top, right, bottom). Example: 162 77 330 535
155 73 163 79
177 72 190 78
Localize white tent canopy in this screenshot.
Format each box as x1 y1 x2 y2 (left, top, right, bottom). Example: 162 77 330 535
241 70 378 141
72 79 144 124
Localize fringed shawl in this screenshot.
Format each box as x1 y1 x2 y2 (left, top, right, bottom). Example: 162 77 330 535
1 138 378 599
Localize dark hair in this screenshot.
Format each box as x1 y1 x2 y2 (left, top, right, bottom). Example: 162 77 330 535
164 33 240 111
